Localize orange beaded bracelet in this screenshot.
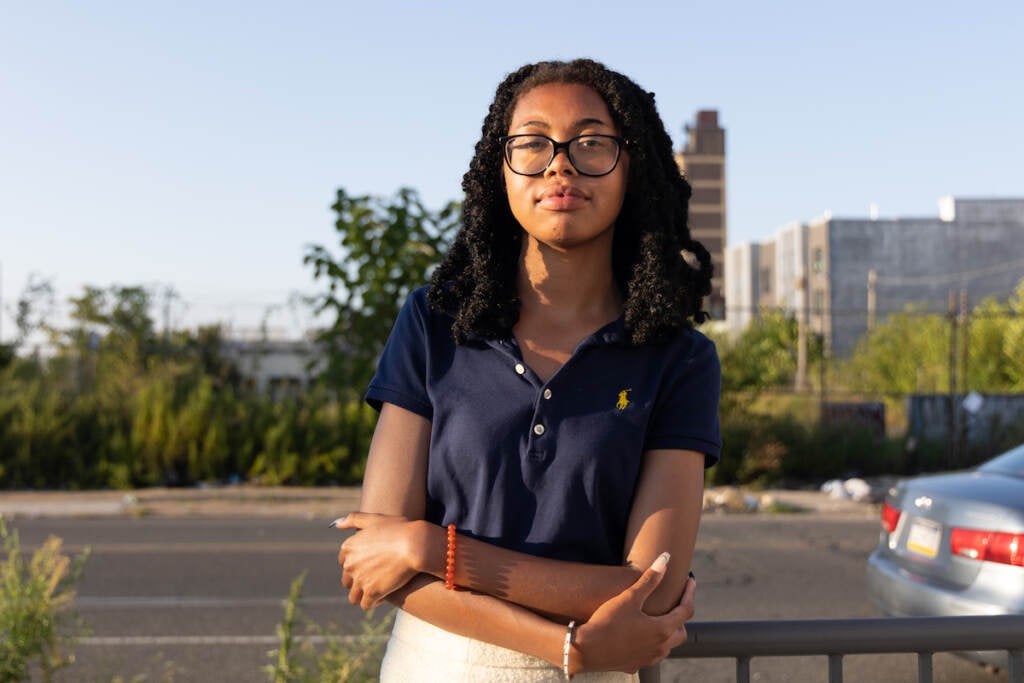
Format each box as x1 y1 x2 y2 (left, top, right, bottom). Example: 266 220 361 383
445 524 457 590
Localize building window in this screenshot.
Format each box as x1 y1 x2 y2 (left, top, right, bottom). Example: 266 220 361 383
812 248 824 274
691 187 722 204
813 289 825 314
685 163 723 181
696 237 723 253
690 212 722 229
760 269 772 293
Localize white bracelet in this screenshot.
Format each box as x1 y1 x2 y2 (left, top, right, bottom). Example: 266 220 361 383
563 619 576 679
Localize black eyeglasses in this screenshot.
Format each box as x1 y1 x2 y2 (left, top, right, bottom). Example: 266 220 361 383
499 134 626 177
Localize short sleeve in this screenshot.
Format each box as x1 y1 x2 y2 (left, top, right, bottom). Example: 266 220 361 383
644 333 722 467
365 288 433 419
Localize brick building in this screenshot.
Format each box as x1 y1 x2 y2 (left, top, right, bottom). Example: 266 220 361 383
676 110 727 319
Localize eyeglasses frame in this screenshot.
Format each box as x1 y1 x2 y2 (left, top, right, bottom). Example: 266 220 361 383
498 133 627 177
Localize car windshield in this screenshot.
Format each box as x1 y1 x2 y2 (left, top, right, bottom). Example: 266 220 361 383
978 443 1024 478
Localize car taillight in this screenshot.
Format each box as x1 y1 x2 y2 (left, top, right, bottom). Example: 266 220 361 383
881 500 902 533
950 528 1024 567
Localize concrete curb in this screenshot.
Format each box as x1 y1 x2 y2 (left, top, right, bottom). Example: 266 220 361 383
0 486 363 520
0 485 879 519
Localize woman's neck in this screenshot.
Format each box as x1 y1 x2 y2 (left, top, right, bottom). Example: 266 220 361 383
516 236 622 323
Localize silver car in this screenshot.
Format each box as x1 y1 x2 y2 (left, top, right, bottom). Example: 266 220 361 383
866 443 1024 669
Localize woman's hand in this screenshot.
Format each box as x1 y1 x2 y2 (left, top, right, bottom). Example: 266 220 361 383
571 553 695 675
334 511 432 610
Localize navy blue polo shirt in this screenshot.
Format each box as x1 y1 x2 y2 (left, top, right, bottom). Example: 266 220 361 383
366 286 721 566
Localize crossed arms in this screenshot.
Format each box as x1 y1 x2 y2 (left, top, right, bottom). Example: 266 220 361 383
335 403 706 675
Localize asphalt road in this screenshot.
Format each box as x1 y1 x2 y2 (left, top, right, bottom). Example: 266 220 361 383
9 513 1009 683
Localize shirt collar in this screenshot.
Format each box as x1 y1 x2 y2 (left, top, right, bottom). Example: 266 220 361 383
479 315 629 352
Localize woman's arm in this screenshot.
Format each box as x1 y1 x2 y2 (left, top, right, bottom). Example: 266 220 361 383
342 404 704 621
341 402 697 673
384 562 692 675
340 402 636 617
429 446 705 618
621 448 706 615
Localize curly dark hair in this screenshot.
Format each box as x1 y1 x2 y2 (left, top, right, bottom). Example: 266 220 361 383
428 58 713 345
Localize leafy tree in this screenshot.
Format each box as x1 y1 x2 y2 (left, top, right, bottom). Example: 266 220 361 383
11 274 56 348
967 296 1015 391
304 187 460 395
1003 280 1024 390
843 279 1024 395
1 274 55 369
66 285 155 361
843 306 949 394
711 310 821 395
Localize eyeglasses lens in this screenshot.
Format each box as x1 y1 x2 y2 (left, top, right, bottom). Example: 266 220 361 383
505 135 620 176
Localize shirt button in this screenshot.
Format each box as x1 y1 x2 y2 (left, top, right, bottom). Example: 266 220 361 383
533 424 545 436
514 363 526 375
543 388 552 400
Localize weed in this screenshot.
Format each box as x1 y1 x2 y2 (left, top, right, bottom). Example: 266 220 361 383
264 572 392 683
0 517 90 683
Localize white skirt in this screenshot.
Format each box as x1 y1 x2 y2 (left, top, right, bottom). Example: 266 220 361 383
380 609 639 683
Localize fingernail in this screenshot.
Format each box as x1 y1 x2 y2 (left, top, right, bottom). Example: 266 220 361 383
328 516 346 528
651 552 671 573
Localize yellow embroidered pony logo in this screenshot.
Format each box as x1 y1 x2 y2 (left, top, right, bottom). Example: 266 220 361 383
616 389 632 410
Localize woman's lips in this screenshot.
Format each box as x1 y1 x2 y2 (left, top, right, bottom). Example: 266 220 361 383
538 194 587 210
537 186 587 210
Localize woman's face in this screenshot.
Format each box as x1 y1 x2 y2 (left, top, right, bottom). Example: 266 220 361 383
502 82 628 253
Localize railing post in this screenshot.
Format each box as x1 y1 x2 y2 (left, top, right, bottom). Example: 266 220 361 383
736 655 750 683
917 652 933 683
827 654 843 683
669 616 1024 682
638 664 660 683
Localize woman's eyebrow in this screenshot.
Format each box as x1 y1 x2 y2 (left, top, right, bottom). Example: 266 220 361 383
513 117 611 130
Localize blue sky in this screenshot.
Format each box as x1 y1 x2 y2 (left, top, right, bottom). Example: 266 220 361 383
2 0 1022 340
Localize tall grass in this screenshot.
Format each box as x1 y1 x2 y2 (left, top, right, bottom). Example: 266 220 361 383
0 517 90 682
264 572 392 683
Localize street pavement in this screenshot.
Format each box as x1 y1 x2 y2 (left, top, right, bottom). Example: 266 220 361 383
2 487 1009 682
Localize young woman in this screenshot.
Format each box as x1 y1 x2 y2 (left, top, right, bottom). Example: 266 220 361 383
334 58 721 681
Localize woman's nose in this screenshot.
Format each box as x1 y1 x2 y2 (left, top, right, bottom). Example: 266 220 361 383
545 147 576 176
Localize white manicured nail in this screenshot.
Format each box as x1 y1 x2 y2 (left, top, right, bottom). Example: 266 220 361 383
651 552 671 573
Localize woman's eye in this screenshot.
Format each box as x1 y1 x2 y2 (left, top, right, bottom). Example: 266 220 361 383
515 140 547 152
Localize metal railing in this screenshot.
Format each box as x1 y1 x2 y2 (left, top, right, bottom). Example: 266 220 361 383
640 615 1024 683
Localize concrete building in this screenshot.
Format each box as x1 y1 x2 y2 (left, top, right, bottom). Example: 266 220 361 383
223 338 326 400
727 197 1024 357
676 110 726 319
724 242 759 332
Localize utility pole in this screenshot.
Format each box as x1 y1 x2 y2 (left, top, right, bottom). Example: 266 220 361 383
819 300 827 418
161 285 180 361
958 289 969 463
866 269 877 331
794 275 810 392
947 290 958 468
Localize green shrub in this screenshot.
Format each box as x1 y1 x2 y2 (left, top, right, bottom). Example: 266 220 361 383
264 572 392 683
0 517 90 683
711 412 949 487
